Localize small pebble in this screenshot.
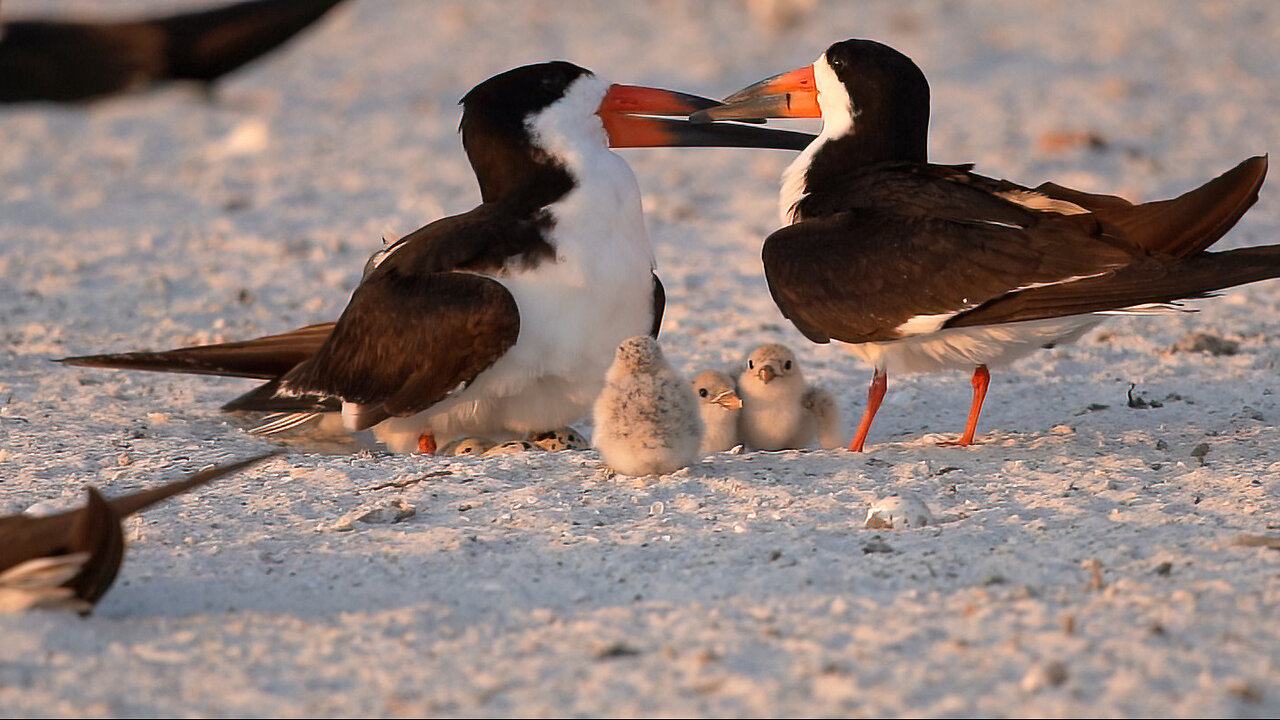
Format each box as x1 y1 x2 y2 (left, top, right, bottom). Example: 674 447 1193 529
330 499 416 531
862 536 894 554
1169 331 1239 356
864 491 933 529
1021 660 1068 692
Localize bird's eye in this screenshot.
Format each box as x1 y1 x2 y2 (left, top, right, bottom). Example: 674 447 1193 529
747 360 755 369
829 53 846 72
541 72 565 91
699 388 709 398
784 360 792 371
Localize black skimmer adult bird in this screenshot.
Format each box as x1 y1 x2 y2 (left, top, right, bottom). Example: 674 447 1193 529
0 453 275 613
62 61 813 453
0 0 345 103
695 38 1275 451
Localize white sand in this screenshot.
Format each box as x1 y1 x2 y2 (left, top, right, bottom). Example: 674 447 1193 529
2 0 1279 716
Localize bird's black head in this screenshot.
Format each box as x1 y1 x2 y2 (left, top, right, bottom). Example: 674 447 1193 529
696 38 929 167
821 39 928 105
458 61 591 206
459 61 592 134
815 39 930 164
458 61 819 207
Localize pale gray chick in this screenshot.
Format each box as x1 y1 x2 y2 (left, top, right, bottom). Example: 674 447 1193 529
593 336 703 476
691 369 742 454
737 343 843 450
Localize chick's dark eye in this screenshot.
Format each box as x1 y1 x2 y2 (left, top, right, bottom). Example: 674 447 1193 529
747 360 754 369
784 360 792 371
699 388 709 398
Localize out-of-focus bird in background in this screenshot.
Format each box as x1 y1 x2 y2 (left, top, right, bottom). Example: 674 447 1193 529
0 452 276 614
0 0 347 103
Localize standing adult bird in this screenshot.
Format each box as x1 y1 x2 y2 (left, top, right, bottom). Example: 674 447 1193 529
0 0 347 103
63 61 812 453
695 38 1274 451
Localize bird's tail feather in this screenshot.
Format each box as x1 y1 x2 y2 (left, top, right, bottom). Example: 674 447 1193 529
59 322 334 380
1101 155 1266 257
951 243 1280 327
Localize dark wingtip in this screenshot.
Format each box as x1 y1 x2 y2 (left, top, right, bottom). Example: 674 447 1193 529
107 451 283 517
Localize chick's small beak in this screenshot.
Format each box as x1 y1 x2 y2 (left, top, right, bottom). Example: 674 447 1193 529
690 66 820 122
598 83 814 150
757 365 778 384
712 390 743 410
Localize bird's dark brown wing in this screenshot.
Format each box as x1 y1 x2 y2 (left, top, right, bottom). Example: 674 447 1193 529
0 453 277 573
62 200 554 417
761 207 1135 344
949 244 1280 327
794 162 1040 227
1049 155 1266 257
280 271 520 430
0 0 345 103
650 273 665 338
63 488 125 609
0 453 275 611
370 201 556 277
155 0 345 85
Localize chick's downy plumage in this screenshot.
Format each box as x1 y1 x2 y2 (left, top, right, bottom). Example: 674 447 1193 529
691 369 742 454
593 336 702 475
737 343 843 450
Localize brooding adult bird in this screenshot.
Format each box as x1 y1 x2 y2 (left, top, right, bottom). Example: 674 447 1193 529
695 38 1275 451
62 61 812 453
735 343 841 450
691 369 742 454
0 0 346 103
592 336 703 476
0 453 275 613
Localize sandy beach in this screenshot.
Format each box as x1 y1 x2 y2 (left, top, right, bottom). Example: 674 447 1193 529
2 0 1278 716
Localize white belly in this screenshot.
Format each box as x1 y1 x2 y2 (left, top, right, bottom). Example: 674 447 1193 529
372 264 653 452
847 315 1101 374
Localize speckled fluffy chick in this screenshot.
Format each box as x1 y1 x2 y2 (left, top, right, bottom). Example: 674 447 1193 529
592 336 703 476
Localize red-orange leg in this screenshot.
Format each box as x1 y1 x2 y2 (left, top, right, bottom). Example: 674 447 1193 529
849 368 888 452
941 364 990 447
417 433 438 454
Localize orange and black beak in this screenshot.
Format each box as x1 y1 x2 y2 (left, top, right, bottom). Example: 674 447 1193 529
599 83 813 150
690 66 821 123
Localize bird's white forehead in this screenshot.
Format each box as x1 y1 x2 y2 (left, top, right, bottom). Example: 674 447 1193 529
813 52 856 135
527 72 610 151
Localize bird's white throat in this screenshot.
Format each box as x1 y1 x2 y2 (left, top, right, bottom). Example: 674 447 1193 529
779 53 858 225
